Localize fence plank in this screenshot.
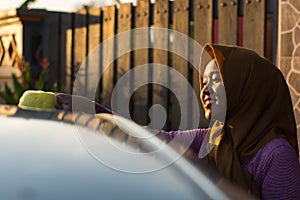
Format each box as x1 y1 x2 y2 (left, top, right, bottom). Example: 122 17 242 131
132 0 150 126
46 13 59 89
115 3 132 117
265 13 274 62
193 0 213 127
88 7 101 52
73 9 87 95
87 7 101 102
102 5 116 108
172 0 190 130
218 0 238 45
59 13 72 93
243 0 265 56
117 3 132 79
152 0 169 130
65 15 73 94
194 0 213 45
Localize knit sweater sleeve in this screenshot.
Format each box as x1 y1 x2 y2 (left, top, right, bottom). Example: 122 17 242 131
158 129 209 154
94 102 113 114
243 138 300 200
93 101 208 154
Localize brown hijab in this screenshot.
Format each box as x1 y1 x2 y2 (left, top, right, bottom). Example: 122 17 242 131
200 43 299 196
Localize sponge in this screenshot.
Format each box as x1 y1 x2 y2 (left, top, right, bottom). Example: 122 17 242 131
18 90 56 111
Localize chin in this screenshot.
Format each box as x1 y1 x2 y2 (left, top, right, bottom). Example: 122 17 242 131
204 111 211 120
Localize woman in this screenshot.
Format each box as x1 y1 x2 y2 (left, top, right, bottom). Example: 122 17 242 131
56 43 300 199
196 43 300 199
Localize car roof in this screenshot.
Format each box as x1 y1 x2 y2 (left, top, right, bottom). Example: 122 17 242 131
0 105 251 200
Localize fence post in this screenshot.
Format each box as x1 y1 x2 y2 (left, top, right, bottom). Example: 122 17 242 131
171 0 190 130
243 0 266 56
132 0 150 126
87 7 101 102
152 0 170 130
115 3 133 117
102 5 116 108
193 0 213 128
72 9 87 95
218 0 238 45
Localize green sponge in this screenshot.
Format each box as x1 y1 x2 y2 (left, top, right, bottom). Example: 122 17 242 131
18 90 56 111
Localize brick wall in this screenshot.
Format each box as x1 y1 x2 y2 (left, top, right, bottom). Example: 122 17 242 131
278 0 300 149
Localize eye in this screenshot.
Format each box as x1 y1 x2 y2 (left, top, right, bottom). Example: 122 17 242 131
212 74 221 83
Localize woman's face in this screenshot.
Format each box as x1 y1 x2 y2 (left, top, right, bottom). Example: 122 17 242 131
200 59 226 121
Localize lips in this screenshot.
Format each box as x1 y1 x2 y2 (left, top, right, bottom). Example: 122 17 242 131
203 96 216 108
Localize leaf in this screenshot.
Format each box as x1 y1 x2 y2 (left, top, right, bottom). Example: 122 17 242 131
35 70 46 90
52 82 59 92
19 0 37 9
24 70 31 88
12 73 27 100
0 83 18 104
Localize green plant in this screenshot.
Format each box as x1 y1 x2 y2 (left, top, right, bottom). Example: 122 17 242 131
0 56 57 105
19 0 37 9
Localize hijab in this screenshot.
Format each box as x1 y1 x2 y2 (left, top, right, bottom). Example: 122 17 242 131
199 43 299 196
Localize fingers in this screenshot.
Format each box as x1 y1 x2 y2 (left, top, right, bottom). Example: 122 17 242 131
55 93 72 111
56 93 71 102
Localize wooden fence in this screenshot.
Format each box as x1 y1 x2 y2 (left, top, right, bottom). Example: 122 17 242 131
12 0 277 130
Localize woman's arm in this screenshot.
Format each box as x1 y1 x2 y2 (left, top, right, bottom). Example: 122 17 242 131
244 138 300 200
261 141 300 199
55 93 208 154
158 129 208 154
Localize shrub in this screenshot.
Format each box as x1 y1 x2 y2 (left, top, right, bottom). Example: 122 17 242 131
0 56 58 105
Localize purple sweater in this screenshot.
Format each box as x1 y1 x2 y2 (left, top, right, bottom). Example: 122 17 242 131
94 104 300 198
159 129 300 199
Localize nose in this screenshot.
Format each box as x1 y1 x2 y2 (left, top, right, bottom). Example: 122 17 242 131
205 82 210 91
200 83 210 102
201 82 210 95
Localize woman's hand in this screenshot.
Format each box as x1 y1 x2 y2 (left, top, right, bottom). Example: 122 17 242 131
55 93 94 113
55 93 73 111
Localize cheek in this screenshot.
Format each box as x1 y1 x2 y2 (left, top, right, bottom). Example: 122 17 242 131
218 89 226 107
199 87 205 102
215 85 226 100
